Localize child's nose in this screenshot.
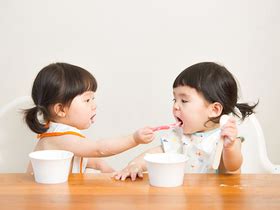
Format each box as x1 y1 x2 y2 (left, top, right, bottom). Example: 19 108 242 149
173 102 180 110
91 102 97 110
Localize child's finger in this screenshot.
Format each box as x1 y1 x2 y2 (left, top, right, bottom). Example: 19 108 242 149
137 171 143 178
121 172 130 181
221 133 235 142
221 117 236 127
143 129 155 135
222 123 236 131
146 133 155 140
142 134 155 143
222 122 235 128
222 128 236 137
130 172 137 181
221 128 237 140
113 173 121 180
221 124 237 133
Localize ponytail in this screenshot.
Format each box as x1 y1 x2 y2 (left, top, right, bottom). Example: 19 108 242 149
24 105 49 134
235 101 259 121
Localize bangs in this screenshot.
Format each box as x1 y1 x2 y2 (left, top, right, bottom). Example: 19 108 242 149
173 67 203 91
59 63 97 104
172 62 237 105
80 72 97 92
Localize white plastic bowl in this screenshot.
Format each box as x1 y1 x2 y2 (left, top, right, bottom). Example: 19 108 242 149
144 153 187 187
29 150 74 184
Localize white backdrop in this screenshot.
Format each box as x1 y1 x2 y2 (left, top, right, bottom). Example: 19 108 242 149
1 0 279 170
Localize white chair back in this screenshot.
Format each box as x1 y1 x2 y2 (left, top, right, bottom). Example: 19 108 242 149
239 114 278 173
0 96 36 172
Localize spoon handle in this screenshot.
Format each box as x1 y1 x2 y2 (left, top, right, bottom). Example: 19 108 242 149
212 115 230 170
212 139 223 169
152 122 181 132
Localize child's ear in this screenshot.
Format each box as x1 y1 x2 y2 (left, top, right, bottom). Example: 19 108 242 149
208 102 223 118
53 103 67 118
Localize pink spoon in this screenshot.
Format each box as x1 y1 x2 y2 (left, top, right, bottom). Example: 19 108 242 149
152 122 181 132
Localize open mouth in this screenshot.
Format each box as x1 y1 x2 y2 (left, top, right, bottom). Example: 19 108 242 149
90 114 96 122
176 117 183 127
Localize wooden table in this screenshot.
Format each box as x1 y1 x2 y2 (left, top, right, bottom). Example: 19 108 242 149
0 173 279 210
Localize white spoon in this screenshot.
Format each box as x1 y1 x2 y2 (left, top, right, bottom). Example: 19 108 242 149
212 115 230 170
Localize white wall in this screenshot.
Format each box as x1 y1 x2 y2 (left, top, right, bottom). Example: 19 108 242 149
1 0 279 170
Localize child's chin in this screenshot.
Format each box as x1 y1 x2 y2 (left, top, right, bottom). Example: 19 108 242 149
79 123 91 130
182 127 192 135
87 121 93 127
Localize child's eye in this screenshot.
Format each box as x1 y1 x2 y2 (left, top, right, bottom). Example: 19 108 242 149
172 99 176 103
86 98 93 103
85 97 95 103
182 99 188 103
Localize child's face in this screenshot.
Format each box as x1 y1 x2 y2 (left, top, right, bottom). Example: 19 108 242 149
64 91 96 130
173 86 217 134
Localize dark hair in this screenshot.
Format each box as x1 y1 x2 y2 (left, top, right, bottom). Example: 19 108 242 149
24 62 97 134
173 62 258 123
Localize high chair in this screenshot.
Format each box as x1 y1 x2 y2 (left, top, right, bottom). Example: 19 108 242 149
238 113 280 173
0 96 36 172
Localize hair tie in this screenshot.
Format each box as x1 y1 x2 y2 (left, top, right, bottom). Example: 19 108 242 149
36 105 44 110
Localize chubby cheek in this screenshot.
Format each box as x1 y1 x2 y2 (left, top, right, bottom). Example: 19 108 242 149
172 105 176 113
180 115 199 133
172 109 176 118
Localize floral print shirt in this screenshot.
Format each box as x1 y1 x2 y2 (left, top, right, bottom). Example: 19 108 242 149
160 127 220 173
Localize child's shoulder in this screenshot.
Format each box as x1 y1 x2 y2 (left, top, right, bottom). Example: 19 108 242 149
38 122 85 139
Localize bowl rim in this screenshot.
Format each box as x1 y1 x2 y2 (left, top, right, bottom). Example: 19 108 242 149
29 150 74 161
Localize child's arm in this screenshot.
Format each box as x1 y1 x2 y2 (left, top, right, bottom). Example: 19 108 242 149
87 158 115 173
113 145 163 181
219 117 243 173
40 126 155 158
220 140 242 173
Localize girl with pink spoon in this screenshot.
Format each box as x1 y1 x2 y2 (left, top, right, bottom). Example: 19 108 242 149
24 63 155 174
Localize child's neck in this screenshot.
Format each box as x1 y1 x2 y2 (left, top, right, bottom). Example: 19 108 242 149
51 119 76 129
195 122 220 133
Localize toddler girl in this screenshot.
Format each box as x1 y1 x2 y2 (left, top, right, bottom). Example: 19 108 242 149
114 62 257 180
25 62 155 173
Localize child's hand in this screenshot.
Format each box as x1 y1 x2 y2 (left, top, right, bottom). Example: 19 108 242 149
220 117 238 148
133 127 155 144
112 162 143 181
